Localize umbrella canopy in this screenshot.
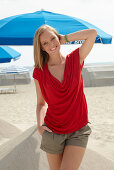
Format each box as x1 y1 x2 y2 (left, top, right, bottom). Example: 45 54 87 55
0 46 21 63
0 10 112 45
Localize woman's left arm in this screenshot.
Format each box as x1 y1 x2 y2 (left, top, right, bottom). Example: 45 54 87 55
66 29 97 64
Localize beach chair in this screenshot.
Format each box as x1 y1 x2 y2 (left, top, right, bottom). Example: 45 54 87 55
0 72 16 94
82 63 114 87
0 66 31 94
0 87 16 94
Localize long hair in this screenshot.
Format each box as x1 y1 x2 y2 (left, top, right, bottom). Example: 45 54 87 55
33 25 60 70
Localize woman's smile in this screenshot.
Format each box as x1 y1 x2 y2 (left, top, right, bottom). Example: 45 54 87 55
50 46 57 52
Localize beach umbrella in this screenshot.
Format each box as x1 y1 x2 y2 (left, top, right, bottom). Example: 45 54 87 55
0 46 21 63
0 10 112 45
0 46 21 93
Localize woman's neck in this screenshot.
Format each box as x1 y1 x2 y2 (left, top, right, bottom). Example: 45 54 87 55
48 53 65 66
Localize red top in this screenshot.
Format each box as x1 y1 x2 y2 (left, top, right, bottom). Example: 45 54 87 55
33 48 89 134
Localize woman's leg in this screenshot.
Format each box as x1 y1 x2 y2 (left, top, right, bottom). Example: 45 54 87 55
46 152 63 170
60 145 86 170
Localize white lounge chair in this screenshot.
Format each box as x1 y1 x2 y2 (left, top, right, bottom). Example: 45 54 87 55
0 87 16 94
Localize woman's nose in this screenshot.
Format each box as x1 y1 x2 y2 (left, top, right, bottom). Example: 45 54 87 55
49 40 55 47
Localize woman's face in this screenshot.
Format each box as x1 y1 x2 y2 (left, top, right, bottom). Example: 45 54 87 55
40 29 60 56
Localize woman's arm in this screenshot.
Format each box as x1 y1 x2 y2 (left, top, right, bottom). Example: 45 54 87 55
66 29 97 64
59 29 97 64
34 79 52 135
34 79 46 128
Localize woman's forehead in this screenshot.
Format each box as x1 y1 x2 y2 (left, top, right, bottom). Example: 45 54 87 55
40 29 55 40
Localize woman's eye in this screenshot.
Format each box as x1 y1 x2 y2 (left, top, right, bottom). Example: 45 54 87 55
52 37 55 40
44 42 48 45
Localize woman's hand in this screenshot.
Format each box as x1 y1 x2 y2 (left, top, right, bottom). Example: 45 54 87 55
59 34 66 44
38 125 52 136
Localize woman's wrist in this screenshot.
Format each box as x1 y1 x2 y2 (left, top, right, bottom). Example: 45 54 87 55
64 34 70 43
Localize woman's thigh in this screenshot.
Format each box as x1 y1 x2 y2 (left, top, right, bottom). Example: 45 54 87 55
46 152 63 170
60 124 92 170
60 145 86 170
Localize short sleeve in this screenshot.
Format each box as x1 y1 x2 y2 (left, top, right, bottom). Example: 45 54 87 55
32 67 40 80
71 47 84 72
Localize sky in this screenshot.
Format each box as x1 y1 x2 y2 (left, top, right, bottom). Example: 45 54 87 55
0 0 114 66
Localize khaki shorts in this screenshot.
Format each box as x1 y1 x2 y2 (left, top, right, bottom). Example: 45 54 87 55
40 122 92 154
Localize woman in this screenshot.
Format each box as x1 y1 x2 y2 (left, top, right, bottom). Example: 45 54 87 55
32 25 97 170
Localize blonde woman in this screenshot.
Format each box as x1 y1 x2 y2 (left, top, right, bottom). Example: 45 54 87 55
33 25 97 170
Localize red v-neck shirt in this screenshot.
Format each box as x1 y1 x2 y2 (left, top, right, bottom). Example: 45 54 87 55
33 48 89 134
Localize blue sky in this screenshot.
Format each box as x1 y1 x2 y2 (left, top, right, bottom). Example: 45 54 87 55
0 0 114 66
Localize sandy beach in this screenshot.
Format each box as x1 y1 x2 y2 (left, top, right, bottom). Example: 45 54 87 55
0 80 114 163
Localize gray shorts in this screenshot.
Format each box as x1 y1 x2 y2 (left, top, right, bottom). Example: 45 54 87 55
40 122 92 154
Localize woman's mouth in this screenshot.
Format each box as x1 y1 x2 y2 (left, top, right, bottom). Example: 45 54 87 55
50 46 57 52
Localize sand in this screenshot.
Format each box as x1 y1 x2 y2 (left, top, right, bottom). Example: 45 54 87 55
0 80 114 163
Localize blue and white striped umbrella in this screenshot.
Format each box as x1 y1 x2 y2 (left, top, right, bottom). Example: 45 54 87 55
0 46 21 63
0 10 112 45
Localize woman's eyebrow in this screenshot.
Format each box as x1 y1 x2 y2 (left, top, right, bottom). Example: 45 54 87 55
41 35 55 44
41 40 48 44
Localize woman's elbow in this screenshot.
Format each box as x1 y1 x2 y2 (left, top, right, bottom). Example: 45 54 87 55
91 29 97 36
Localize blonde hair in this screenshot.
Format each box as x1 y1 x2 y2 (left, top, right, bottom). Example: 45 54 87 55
33 25 60 70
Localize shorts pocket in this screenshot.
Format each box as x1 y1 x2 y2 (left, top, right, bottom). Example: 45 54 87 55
84 124 92 135
42 130 46 136
78 124 92 136
41 131 54 147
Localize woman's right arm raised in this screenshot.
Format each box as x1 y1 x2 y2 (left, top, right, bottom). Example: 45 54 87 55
34 79 52 135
